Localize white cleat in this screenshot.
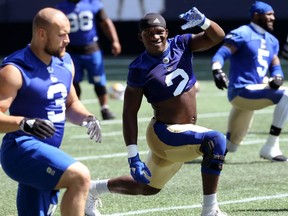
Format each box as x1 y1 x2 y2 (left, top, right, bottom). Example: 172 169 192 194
85 191 102 216
260 144 288 162
201 206 228 216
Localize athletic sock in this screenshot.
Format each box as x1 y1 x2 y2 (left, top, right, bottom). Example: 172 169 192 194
90 179 110 196
203 193 217 207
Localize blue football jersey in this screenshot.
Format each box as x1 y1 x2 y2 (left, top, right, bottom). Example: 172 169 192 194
128 34 196 104
225 23 279 88
56 0 103 46
1 45 73 147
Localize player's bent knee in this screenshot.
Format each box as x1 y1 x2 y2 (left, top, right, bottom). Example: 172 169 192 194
141 185 161 196
70 162 91 185
200 131 226 175
56 162 91 190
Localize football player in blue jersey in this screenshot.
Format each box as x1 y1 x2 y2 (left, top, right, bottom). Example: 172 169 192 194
56 0 122 120
0 7 101 216
84 8 228 216
211 1 288 162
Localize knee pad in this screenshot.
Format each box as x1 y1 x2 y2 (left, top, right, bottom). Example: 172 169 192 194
94 85 107 97
200 131 226 174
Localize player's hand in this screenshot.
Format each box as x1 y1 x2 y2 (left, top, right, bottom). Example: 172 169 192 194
178 7 206 30
212 69 229 90
282 42 288 60
19 118 56 139
81 115 102 143
128 153 151 184
269 75 283 89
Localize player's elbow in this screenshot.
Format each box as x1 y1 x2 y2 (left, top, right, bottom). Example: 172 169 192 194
213 31 225 44
209 23 225 44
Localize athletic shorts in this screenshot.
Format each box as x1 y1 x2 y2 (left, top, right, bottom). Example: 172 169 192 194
228 84 285 104
71 50 107 86
1 135 76 216
145 118 211 189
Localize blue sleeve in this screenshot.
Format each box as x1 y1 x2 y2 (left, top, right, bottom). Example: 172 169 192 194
212 46 232 66
269 64 284 77
224 28 247 49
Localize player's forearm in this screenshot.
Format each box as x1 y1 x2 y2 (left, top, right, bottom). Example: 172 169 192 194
101 19 120 44
204 20 225 44
66 100 93 125
122 113 138 146
0 112 23 133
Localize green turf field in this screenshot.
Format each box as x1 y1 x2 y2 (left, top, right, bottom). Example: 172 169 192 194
1 56 288 216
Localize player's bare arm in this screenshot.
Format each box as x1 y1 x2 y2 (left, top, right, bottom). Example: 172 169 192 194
122 86 143 146
0 65 24 132
190 21 225 52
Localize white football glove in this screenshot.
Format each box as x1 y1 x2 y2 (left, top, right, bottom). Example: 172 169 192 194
179 7 206 30
81 115 102 143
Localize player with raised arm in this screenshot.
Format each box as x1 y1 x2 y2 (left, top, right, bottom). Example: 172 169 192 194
211 1 288 161
0 7 101 216
84 7 228 216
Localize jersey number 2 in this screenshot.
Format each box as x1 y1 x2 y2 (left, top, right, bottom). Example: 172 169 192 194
165 68 189 96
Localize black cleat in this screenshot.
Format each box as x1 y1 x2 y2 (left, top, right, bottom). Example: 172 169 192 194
101 108 115 120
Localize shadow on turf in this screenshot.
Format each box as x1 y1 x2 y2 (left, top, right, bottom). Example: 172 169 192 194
184 159 275 165
235 208 288 213
248 131 288 135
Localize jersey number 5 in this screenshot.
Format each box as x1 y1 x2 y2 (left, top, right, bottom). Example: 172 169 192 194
257 39 269 77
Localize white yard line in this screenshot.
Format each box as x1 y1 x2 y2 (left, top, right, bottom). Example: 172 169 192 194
103 193 288 216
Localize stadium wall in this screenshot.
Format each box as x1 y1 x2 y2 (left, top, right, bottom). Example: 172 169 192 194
0 0 287 56
0 20 287 57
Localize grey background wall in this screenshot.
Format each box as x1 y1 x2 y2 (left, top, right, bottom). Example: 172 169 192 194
0 0 287 56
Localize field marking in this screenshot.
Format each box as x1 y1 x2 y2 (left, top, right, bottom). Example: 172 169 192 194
75 137 288 161
75 151 148 161
78 108 274 126
67 109 274 138
103 193 288 216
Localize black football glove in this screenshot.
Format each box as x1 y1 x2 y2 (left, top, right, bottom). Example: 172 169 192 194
268 75 284 89
282 42 288 60
19 118 56 139
212 69 229 90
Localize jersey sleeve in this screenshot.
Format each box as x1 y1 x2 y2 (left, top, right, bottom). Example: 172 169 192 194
224 26 248 49
91 0 104 12
127 67 146 88
172 34 191 50
270 36 280 55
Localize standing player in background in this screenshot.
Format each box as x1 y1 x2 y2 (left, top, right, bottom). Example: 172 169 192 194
56 0 122 120
0 7 102 216
85 7 228 216
211 1 288 161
